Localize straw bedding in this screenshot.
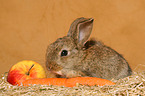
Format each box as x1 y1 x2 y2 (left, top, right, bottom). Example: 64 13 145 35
0 71 144 96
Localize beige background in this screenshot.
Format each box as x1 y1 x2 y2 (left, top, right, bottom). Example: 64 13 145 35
0 0 145 74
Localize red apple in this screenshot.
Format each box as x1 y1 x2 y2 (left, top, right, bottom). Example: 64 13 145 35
7 60 46 85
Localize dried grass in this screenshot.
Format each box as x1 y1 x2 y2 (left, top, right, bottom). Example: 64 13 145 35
0 72 145 96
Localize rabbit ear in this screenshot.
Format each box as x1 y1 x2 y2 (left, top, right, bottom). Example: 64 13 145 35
67 17 94 47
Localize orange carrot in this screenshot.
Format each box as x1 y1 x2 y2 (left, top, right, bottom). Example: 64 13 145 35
22 77 115 87
66 77 115 87
22 78 66 86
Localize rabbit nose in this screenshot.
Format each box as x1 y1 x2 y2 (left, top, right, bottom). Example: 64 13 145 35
46 60 63 71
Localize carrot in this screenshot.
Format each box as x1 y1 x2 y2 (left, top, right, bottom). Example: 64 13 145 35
22 78 66 86
66 77 115 87
22 77 115 87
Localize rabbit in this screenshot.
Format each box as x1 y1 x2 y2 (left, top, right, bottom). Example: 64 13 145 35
46 17 132 80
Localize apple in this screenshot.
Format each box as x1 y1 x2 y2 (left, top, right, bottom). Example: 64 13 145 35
7 60 46 85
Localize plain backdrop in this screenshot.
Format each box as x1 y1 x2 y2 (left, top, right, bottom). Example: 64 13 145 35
0 0 145 74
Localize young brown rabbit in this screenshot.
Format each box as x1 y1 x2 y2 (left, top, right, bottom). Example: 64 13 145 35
46 17 132 80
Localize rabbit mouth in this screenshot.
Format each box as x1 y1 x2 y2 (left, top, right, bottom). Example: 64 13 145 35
52 70 65 78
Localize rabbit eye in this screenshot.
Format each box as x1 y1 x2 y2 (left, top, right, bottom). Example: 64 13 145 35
61 50 68 56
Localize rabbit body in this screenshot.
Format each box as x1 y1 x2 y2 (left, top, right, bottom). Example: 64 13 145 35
46 17 132 80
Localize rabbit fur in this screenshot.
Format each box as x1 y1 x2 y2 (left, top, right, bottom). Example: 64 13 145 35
46 17 132 80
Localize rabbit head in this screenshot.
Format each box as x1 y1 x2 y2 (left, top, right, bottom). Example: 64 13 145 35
46 17 94 77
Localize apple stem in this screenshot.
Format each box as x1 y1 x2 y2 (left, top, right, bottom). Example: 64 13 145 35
27 64 35 75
